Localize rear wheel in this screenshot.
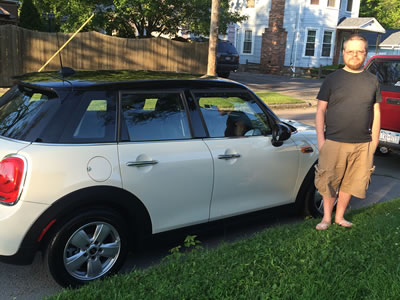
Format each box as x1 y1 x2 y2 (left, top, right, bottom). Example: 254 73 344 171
376 146 390 156
217 71 230 78
45 209 128 287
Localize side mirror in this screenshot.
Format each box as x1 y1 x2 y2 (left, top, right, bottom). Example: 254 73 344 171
272 123 291 147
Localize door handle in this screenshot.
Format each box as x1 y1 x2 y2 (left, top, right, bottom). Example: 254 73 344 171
126 160 159 167
218 154 241 160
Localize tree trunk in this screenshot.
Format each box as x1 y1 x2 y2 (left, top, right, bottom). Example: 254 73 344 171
207 0 219 76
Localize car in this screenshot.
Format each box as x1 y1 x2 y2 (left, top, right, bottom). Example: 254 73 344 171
0 69 320 287
365 55 400 155
216 40 240 78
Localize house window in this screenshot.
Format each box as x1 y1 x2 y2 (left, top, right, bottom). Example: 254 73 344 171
305 30 317 56
311 0 319 5
246 0 255 8
243 30 252 54
321 31 333 57
327 0 335 7
346 0 353 11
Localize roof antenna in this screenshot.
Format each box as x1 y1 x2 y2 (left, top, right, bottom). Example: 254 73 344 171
55 31 75 79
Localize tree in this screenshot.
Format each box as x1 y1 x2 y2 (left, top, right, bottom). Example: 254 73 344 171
360 0 400 29
19 0 43 30
33 0 246 38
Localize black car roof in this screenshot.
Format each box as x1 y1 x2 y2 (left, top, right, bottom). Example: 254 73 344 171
18 78 248 92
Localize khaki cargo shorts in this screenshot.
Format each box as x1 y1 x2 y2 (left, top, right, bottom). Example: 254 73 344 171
314 139 375 199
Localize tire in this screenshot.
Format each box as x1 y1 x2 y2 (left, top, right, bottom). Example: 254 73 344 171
297 166 335 218
304 179 324 218
376 146 390 156
217 71 230 78
45 209 128 287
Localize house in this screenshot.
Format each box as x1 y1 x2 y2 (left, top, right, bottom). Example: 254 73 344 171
378 31 400 55
228 0 385 74
0 0 19 25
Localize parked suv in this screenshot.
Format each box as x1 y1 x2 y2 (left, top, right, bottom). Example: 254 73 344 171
217 40 240 78
365 55 400 154
0 70 319 287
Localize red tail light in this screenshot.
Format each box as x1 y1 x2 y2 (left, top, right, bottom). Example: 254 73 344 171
0 156 25 205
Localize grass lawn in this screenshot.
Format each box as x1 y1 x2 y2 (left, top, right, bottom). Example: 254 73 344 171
254 90 304 105
49 197 400 300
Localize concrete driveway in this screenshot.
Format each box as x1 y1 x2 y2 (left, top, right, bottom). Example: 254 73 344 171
230 71 323 103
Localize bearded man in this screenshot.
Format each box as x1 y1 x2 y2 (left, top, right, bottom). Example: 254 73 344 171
314 33 381 230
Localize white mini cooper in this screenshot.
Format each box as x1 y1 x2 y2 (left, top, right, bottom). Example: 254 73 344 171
0 70 321 287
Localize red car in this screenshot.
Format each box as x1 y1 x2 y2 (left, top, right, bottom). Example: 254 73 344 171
365 55 400 154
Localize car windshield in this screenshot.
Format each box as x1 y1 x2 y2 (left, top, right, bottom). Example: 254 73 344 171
0 85 60 141
367 60 400 86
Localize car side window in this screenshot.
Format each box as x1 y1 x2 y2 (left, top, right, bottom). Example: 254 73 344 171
194 91 271 138
121 92 191 142
368 61 400 86
57 91 116 143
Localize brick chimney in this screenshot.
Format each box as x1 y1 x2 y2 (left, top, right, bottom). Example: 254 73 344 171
260 0 288 74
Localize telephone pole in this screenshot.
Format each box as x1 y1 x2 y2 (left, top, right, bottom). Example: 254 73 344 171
207 0 219 76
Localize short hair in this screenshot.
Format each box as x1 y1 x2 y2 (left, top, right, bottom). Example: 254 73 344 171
343 33 368 52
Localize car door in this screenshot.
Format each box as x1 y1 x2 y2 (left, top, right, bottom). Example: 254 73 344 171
117 90 213 233
365 56 400 145
193 90 300 220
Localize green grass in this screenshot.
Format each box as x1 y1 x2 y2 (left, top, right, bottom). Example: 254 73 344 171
49 197 400 300
254 90 304 105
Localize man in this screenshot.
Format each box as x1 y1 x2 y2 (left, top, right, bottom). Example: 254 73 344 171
315 33 381 230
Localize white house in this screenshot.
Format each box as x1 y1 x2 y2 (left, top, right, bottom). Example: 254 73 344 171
228 0 385 73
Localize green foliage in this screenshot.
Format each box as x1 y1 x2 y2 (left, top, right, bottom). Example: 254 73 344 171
32 0 247 37
19 0 43 31
360 0 400 29
48 197 400 300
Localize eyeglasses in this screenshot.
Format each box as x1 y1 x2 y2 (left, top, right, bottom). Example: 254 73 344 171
344 50 366 56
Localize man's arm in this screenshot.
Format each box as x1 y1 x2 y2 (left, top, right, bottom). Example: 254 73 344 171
315 100 328 151
371 102 381 150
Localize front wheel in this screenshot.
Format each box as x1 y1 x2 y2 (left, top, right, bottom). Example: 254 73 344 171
45 209 129 287
297 166 336 218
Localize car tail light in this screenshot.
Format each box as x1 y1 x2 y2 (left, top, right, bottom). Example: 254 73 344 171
0 156 26 205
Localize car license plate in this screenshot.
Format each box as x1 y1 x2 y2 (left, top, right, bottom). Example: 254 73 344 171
379 130 400 144
225 57 231 61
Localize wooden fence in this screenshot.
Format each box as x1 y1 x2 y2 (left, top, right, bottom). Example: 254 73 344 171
0 25 209 87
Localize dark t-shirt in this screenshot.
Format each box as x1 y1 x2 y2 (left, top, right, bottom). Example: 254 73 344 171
317 69 382 143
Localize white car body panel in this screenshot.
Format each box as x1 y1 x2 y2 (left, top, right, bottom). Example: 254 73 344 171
18 144 122 205
205 135 300 220
118 140 214 233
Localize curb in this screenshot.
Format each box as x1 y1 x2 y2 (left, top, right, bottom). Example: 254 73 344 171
269 101 316 109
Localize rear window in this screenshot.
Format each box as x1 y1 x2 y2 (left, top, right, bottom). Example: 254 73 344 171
0 86 60 141
218 42 238 54
366 60 400 86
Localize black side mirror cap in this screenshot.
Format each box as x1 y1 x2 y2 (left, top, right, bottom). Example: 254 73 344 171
272 123 291 147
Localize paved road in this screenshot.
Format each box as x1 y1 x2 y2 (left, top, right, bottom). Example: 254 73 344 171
1 72 399 299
